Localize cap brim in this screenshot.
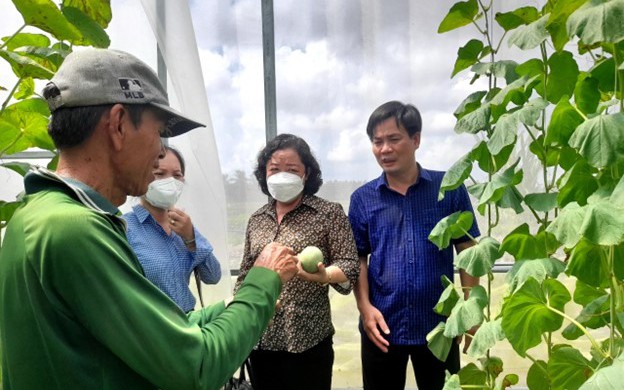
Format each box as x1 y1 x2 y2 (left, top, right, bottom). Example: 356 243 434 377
151 102 205 138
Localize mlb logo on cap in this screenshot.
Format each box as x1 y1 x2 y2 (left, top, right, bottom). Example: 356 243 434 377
119 78 145 99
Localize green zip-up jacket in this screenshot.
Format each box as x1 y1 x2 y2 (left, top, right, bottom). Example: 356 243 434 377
0 168 280 390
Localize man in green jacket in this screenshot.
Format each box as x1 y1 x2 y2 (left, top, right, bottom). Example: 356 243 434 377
0 48 298 390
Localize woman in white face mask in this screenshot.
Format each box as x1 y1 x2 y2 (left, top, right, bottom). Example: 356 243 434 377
122 146 221 312
233 134 360 390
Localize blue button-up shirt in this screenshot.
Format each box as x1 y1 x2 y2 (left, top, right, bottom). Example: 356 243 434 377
123 205 221 312
348 167 480 345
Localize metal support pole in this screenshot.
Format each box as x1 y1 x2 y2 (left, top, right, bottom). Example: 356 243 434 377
156 0 168 146
261 0 277 143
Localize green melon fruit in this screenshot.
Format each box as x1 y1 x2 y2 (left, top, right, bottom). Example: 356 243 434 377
299 246 323 273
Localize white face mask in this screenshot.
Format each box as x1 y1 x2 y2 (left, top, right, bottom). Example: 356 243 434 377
267 172 304 203
144 177 184 209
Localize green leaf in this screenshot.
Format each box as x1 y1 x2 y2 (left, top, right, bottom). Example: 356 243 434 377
488 98 547 155
444 286 487 338
439 154 473 201
497 185 524 214
502 374 519 388
506 258 566 292
611 174 624 208
466 318 505 358
545 97 585 146
573 279 606 306
525 192 558 212
452 39 484 77
545 0 588 51
470 141 514 175
0 49 54 79
434 275 460 316
12 0 82 42
527 360 550 390
508 14 550 50
480 356 504 378
438 0 480 33
18 44 71 71
590 57 616 94
547 202 586 247
458 363 487 386
471 60 519 84
546 51 580 104
429 211 475 250
455 237 501 277
62 6 110 48
488 113 519 158
442 374 461 390
14 77 35 99
562 295 609 340
501 278 571 356
579 354 624 389
0 162 33 176
557 159 599 207
454 90 487 119
569 113 624 169
567 0 624 45
1 32 50 50
427 322 453 361
549 345 594 390
64 0 112 28
578 199 624 246
574 73 601 114
501 223 547 260
495 7 539 31
567 238 610 288
0 201 22 226
489 75 532 107
2 99 55 152
478 160 523 208
455 104 490 134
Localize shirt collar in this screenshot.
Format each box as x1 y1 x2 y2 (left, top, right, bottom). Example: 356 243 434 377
132 204 153 223
255 194 320 217
24 166 121 216
374 163 432 191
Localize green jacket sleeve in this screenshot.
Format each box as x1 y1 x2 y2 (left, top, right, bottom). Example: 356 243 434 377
44 211 280 390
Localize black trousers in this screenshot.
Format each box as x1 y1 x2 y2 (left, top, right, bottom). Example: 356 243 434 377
360 330 460 390
249 336 334 390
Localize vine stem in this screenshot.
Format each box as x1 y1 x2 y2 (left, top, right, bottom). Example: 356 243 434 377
608 245 616 356
1 77 23 112
547 306 608 359
525 352 549 376
0 24 26 50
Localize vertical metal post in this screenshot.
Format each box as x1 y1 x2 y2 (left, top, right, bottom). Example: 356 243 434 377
156 0 168 146
261 0 277 143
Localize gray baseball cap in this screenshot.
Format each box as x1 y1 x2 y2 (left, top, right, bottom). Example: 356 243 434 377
44 48 204 137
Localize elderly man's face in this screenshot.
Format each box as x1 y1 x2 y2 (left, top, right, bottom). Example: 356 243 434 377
121 108 166 197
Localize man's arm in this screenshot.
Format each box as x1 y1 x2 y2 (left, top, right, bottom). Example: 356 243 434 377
354 255 390 353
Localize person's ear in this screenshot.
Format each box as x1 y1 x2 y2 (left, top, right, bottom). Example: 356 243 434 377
413 132 421 150
107 104 128 152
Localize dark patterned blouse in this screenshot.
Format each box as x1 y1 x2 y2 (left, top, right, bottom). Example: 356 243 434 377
234 195 359 353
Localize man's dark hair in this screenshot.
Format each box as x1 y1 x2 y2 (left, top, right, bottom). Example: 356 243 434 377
366 100 422 140
43 83 154 150
254 133 323 196
164 145 185 175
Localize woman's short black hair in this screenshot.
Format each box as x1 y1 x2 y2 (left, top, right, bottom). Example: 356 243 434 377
164 145 185 175
366 100 422 140
253 133 323 196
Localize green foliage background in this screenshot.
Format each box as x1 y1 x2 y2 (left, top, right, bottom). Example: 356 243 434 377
428 0 624 389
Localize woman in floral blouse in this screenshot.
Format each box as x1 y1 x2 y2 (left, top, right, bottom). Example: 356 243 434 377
234 133 359 390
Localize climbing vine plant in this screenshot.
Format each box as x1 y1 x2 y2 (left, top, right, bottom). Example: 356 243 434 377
427 0 624 389
0 0 111 238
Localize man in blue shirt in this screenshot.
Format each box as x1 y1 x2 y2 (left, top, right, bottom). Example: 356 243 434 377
348 101 481 390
